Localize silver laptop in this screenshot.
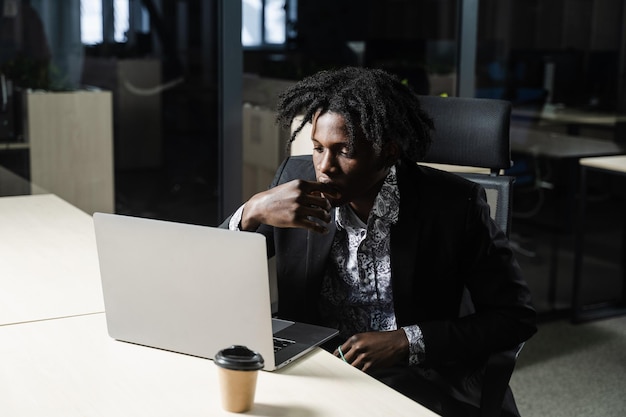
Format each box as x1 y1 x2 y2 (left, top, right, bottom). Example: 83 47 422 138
93 212 338 371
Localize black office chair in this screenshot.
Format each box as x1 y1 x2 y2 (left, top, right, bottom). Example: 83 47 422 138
420 95 514 234
420 94 523 417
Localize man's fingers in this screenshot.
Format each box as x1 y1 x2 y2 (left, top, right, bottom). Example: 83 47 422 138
301 180 341 200
294 198 332 226
303 193 332 212
337 345 369 371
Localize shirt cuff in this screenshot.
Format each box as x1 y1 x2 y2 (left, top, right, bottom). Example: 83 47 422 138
402 325 426 365
228 204 246 231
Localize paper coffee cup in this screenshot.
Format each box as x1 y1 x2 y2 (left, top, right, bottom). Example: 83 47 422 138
214 345 264 413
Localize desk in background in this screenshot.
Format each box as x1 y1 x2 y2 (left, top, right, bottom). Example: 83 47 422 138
509 128 625 313
512 105 626 138
572 156 626 323
510 127 625 159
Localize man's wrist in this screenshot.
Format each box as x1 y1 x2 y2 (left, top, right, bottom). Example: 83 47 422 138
402 325 426 365
228 204 245 231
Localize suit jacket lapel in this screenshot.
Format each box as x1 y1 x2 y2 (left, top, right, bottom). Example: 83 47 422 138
390 162 423 326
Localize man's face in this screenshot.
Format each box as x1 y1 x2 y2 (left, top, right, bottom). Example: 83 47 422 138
311 111 390 210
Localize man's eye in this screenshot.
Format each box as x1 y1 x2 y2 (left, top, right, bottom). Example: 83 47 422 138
313 146 323 153
339 148 352 156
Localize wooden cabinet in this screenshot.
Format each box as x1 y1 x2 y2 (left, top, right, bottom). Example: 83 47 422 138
25 90 114 214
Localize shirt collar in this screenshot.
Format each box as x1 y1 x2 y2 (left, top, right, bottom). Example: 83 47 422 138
335 165 400 230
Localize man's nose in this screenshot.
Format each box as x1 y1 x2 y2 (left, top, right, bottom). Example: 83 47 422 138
316 150 335 175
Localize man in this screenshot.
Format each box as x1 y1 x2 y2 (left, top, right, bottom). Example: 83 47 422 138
222 67 536 416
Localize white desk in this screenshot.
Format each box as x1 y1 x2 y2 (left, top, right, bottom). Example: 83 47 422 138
0 313 438 417
418 162 491 174
0 194 104 325
578 155 626 173
513 105 626 128
510 127 625 159
512 105 626 138
572 156 626 323
0 194 438 416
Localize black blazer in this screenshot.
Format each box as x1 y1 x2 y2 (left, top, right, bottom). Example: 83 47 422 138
222 155 536 367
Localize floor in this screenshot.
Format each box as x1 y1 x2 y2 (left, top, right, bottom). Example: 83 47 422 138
511 314 626 417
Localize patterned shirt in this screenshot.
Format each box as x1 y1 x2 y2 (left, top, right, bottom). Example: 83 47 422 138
318 166 425 365
229 166 425 365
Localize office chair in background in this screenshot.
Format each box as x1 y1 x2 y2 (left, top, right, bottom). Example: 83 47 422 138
420 94 523 417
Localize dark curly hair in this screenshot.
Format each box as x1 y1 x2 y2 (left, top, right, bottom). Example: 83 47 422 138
276 67 434 162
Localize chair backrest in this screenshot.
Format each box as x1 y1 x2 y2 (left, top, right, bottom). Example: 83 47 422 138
420 95 512 175
419 95 514 237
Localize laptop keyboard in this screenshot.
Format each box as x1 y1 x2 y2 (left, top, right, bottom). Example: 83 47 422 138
273 337 296 352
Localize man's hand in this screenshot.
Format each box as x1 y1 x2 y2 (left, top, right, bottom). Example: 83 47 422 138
334 330 409 373
241 180 340 234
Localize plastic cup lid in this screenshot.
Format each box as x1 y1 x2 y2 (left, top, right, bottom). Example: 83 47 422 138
214 345 264 371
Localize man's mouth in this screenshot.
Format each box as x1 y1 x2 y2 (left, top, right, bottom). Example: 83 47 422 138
322 183 342 196
322 191 343 207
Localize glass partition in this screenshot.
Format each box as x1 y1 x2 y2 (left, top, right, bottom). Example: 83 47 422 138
241 0 459 200
475 0 626 313
476 0 625 139
0 0 230 226
238 0 626 316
